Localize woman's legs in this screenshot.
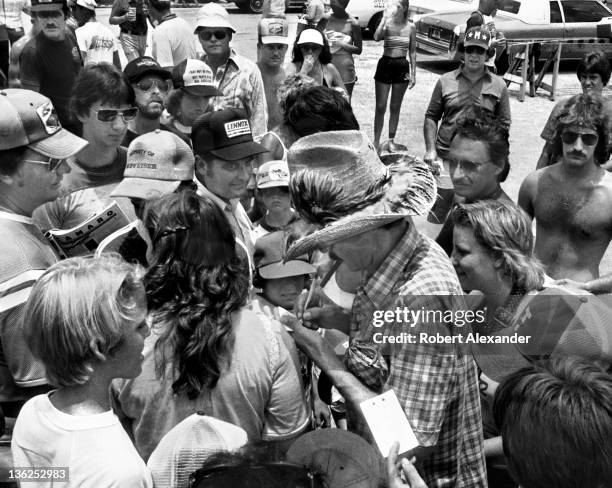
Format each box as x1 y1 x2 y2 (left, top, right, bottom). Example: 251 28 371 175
388 82 409 145
374 81 391 150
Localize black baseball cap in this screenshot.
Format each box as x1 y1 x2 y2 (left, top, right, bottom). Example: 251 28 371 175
192 108 268 161
124 56 172 84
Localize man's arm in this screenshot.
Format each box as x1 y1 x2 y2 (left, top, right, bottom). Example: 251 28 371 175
109 0 129 25
423 80 443 162
517 171 537 219
497 84 511 129
248 66 269 139
552 275 612 294
18 43 41 92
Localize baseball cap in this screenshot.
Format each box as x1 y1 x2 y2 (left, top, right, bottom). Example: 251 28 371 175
172 59 222 97
194 3 235 33
147 412 248 488
287 430 386 488
256 160 289 189
75 0 96 10
463 26 491 50
255 231 315 280
472 286 612 383
31 0 65 12
258 17 289 45
297 28 324 46
192 108 268 161
0 89 87 158
124 56 172 84
111 130 195 200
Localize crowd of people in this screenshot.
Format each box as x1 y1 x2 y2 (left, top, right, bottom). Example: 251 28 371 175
1 0 612 486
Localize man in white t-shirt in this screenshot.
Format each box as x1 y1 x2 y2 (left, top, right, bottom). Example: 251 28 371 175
148 0 199 70
73 0 120 67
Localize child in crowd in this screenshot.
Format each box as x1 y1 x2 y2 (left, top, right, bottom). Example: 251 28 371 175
12 255 152 488
253 160 301 239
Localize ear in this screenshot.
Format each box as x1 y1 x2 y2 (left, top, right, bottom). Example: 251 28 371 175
89 338 107 363
75 110 89 124
194 154 207 175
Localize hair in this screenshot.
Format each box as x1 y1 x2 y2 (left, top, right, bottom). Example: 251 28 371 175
451 106 510 182
22 254 145 387
291 29 333 65
0 146 28 176
493 357 612 488
148 0 170 11
551 93 610 166
277 74 317 114
164 88 184 120
386 0 409 24
144 191 249 399
73 4 94 22
70 63 135 118
284 86 359 137
577 50 611 86
451 200 545 291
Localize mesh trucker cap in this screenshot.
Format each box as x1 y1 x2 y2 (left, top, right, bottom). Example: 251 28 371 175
256 160 289 189
258 17 290 45
147 412 248 488
0 89 88 158
75 0 96 10
172 59 222 97
111 130 195 199
192 108 268 160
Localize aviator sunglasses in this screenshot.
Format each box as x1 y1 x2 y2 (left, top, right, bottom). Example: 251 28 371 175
24 156 63 172
91 107 139 123
135 79 170 93
561 131 599 146
198 29 229 41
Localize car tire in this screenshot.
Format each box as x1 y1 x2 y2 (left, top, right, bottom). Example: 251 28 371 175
235 0 263 12
367 12 383 35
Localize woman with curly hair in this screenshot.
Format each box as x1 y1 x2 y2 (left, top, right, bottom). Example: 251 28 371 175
111 191 309 461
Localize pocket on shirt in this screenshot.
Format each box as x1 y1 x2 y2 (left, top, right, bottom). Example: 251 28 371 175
481 91 501 112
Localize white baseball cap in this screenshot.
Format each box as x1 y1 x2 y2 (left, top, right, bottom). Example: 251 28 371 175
194 3 235 33
75 0 96 10
297 28 324 46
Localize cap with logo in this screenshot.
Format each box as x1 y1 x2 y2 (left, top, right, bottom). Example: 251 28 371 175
256 160 289 189
297 28 324 46
31 0 66 12
111 130 195 200
75 0 96 10
194 3 235 34
172 59 222 97
192 108 268 161
258 17 289 45
464 26 491 50
124 56 172 84
0 89 87 158
255 231 315 280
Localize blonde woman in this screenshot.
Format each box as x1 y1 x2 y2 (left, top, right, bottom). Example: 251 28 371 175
373 0 416 152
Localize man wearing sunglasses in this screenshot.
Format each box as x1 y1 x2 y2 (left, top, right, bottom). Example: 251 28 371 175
194 3 268 139
0 89 87 413
33 64 137 232
519 93 612 294
121 55 172 147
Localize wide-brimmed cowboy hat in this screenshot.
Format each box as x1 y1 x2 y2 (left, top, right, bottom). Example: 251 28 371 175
285 131 436 260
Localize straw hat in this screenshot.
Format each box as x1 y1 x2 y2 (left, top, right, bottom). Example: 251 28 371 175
285 131 436 260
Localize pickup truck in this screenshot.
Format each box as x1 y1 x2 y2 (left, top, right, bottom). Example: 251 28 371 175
415 0 612 60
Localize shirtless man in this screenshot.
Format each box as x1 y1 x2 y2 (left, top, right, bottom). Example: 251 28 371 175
519 93 612 293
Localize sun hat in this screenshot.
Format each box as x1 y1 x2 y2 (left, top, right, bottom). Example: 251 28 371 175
192 108 268 161
255 231 315 280
31 0 65 12
0 89 87 158
297 28 324 46
75 0 96 10
172 59 222 97
463 26 491 50
147 412 248 488
472 286 612 383
256 160 289 189
111 130 195 200
258 17 289 45
285 131 436 260
123 56 172 84
194 3 235 33
286 429 385 488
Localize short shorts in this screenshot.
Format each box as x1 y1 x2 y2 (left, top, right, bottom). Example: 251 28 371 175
374 56 411 84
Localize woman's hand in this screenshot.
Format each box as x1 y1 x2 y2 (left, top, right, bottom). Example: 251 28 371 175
387 442 428 488
301 54 316 74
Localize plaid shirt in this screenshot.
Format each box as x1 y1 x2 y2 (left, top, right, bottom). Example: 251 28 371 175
201 50 268 139
345 225 487 487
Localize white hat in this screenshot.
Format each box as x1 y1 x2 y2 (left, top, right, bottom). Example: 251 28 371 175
258 17 289 45
256 160 289 189
194 3 235 33
75 0 96 10
297 28 324 46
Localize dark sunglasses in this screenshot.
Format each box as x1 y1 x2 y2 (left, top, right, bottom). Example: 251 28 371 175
135 79 170 93
561 131 598 146
445 158 484 173
198 29 229 41
91 107 139 123
465 45 487 55
24 157 63 172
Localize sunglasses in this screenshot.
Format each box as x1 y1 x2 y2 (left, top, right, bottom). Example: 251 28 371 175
445 158 485 173
300 43 322 51
135 79 170 93
465 46 487 55
198 29 229 41
91 107 139 123
561 131 599 146
24 156 63 172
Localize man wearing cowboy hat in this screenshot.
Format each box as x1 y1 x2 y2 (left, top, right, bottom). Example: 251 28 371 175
285 131 486 487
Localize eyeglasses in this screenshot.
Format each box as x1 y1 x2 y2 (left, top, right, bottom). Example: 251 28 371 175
561 131 599 146
198 29 229 41
24 157 64 172
91 107 139 123
134 79 170 93
465 46 487 55
445 158 485 173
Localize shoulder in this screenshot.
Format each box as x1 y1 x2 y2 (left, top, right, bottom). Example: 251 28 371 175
232 52 258 71
519 169 542 196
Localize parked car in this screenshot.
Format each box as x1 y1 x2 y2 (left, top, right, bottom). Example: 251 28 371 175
234 0 309 14
415 0 612 60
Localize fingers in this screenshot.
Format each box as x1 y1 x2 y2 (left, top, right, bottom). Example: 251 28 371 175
400 457 428 488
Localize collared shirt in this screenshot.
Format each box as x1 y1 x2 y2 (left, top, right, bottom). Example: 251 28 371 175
151 14 200 68
425 67 511 158
345 225 487 488
0 0 28 29
201 50 268 138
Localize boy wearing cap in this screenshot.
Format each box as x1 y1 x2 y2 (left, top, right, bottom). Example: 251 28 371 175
0 89 87 411
73 0 120 68
257 16 289 131
122 56 172 146
148 0 200 70
109 0 147 62
20 0 83 134
253 160 299 239
195 3 268 138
